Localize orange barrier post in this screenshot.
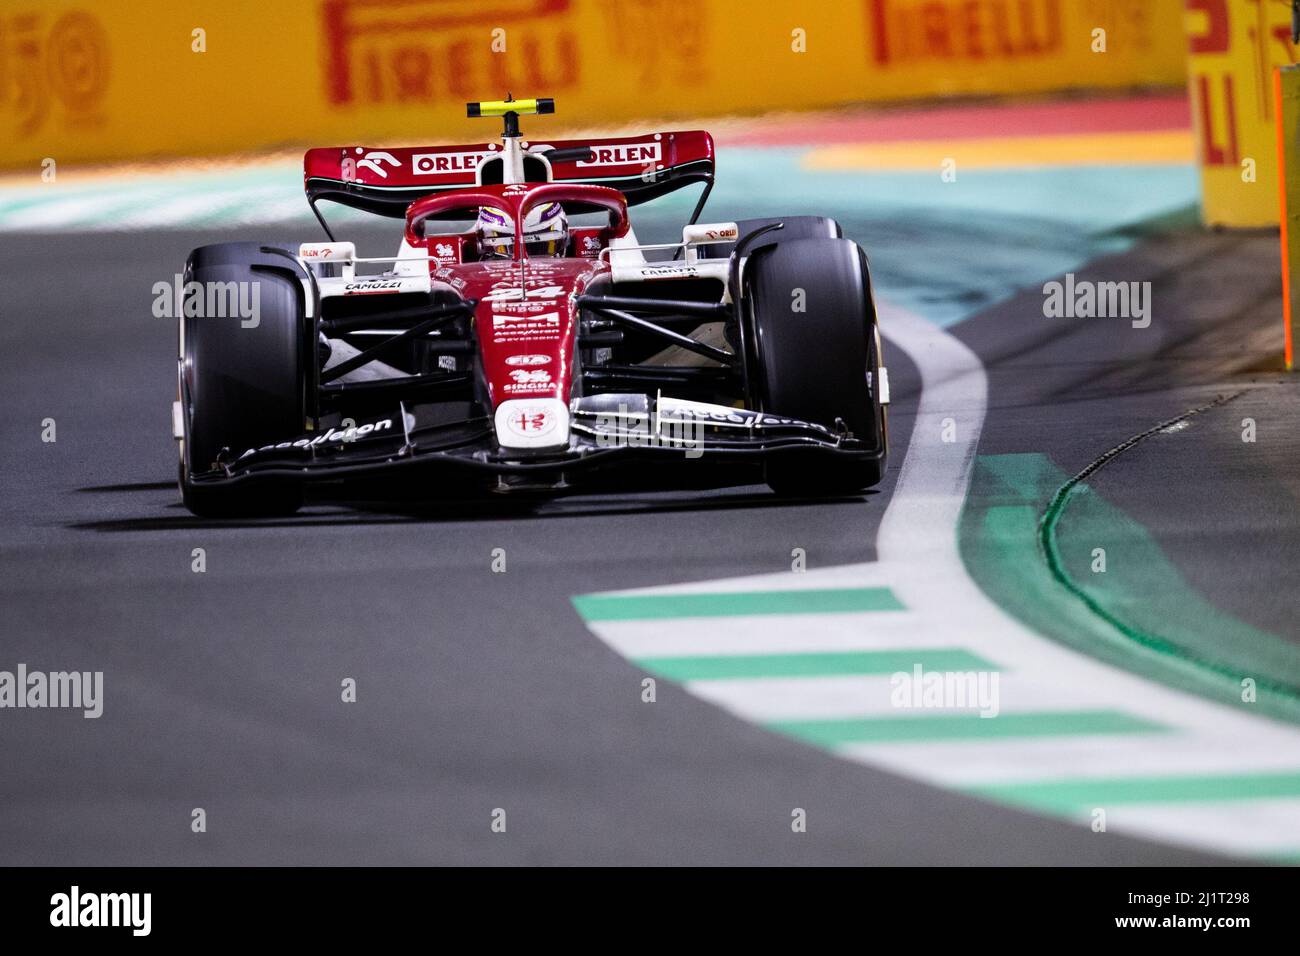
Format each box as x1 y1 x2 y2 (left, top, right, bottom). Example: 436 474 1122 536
1277 65 1300 370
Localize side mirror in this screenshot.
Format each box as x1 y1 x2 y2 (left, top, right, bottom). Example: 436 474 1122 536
681 222 739 245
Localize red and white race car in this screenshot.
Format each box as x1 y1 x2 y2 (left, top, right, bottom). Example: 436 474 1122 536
174 97 889 516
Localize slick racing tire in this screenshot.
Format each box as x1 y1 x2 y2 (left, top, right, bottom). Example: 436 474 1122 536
745 236 887 496
178 242 309 517
696 215 841 260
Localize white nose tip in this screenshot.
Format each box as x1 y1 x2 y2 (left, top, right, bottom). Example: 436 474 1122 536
494 398 570 449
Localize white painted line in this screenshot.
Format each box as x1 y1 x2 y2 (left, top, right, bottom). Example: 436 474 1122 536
1094 799 1300 859
595 561 893 597
577 299 1300 859
684 672 1144 722
587 610 918 658
844 730 1300 786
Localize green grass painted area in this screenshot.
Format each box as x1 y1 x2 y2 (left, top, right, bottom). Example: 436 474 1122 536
971 771 1300 814
771 709 1168 746
958 453 1300 724
633 648 994 681
572 587 905 621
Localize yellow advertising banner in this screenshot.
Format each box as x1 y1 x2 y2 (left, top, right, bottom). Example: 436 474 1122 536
0 0 1189 170
1185 0 1299 226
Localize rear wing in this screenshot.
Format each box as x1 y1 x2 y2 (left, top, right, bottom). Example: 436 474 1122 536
303 130 715 221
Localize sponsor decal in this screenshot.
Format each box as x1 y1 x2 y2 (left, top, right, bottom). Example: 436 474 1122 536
482 284 568 302
493 300 553 314
502 404 556 438
493 311 560 328
577 142 661 167
491 310 561 343
431 241 459 263
655 399 830 434
356 150 401 178
504 368 553 394
868 0 1064 67
505 353 552 366
637 264 699 280
238 418 394 459
6 10 111 138
666 404 749 425
518 260 564 275
580 235 601 256
343 278 403 295
412 150 489 175
322 1 580 108
753 412 831 432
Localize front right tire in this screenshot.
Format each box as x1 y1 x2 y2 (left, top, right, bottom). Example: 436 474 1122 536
743 236 887 496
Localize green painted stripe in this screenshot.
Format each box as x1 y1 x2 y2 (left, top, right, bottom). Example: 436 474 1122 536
970 771 1300 814
572 587 904 621
634 648 995 681
959 453 1300 725
771 709 1167 746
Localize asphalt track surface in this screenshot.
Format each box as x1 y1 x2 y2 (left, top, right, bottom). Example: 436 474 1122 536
0 221 1288 865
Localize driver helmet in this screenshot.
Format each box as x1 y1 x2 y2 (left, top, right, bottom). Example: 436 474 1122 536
476 201 568 259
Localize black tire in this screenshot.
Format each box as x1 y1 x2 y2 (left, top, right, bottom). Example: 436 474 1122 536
178 243 308 517
744 236 887 496
696 215 841 260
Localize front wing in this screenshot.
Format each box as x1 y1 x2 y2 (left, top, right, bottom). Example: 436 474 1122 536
188 395 883 492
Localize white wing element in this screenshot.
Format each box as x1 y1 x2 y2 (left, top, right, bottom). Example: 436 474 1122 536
357 151 402 179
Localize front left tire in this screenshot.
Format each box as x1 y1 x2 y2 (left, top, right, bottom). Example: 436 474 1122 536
178 243 309 517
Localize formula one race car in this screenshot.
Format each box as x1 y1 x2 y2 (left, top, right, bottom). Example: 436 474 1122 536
173 97 889 516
